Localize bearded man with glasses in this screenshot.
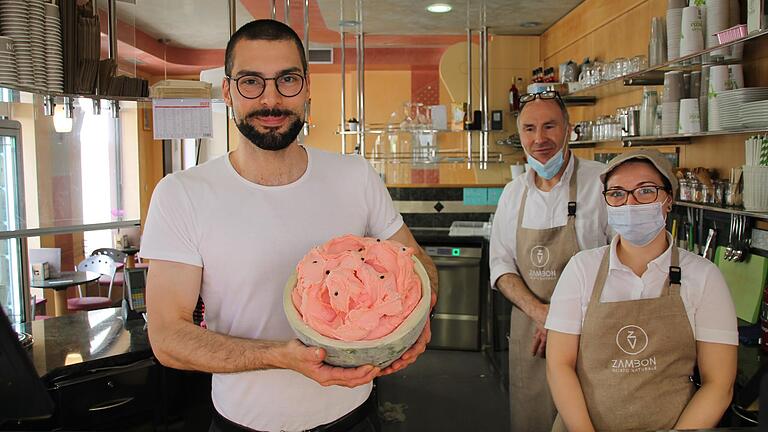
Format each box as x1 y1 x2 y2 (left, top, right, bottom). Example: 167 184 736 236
490 91 612 431
141 19 437 432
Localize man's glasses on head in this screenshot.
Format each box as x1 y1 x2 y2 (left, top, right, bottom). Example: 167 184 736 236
226 72 305 99
519 90 563 107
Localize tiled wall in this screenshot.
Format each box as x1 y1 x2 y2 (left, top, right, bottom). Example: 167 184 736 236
388 187 503 228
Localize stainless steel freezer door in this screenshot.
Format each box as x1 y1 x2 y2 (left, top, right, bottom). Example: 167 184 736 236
426 247 482 351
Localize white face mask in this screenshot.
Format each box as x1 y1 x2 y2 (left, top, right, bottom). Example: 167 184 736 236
607 200 669 247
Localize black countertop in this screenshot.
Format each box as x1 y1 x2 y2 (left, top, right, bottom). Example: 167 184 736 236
15 308 152 383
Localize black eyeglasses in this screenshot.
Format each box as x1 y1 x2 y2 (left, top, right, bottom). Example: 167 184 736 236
603 185 669 207
520 90 563 106
226 72 305 99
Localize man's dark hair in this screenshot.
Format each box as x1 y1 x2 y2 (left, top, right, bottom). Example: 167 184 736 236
224 19 307 76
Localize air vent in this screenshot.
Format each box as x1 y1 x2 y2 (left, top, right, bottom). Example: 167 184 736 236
308 48 333 64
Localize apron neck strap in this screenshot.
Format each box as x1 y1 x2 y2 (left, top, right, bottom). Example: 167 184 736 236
568 156 578 217
590 241 683 303
666 245 681 296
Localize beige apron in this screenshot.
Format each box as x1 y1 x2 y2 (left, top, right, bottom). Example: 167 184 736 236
552 245 696 432
510 159 580 432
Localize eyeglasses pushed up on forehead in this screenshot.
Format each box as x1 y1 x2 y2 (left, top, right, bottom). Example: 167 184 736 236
226 72 305 99
519 90 563 106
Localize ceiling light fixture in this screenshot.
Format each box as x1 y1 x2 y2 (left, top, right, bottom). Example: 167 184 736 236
426 3 452 13
520 21 541 28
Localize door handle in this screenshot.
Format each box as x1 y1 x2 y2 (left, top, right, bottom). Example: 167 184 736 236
88 397 134 412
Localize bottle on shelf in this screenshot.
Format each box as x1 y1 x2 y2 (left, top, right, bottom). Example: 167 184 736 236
509 77 521 114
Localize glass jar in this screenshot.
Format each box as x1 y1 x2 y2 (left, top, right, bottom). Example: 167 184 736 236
692 180 705 203
713 180 725 206
678 179 692 201
702 184 714 204
725 182 743 207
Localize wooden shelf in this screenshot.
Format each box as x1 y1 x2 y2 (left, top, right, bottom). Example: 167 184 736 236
567 29 768 100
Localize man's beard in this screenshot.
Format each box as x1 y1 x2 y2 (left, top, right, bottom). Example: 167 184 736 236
235 108 304 151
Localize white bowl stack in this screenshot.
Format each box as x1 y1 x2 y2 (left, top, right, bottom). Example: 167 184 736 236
0 36 17 87
44 3 63 93
717 88 768 130
28 0 46 89
0 0 34 87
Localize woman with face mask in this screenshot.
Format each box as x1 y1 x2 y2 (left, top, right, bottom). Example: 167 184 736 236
544 149 738 432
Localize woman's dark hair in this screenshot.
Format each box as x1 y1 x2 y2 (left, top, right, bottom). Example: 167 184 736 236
224 19 307 76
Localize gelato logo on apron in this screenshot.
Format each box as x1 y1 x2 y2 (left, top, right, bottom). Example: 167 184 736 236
611 325 656 373
615 325 648 355
530 245 550 268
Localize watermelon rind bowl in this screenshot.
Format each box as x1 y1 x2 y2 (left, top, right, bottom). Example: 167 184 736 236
283 256 430 368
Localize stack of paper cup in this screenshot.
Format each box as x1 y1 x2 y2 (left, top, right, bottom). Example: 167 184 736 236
666 7 684 60
680 6 704 57
700 66 710 131
662 71 683 135
679 98 701 133
708 65 731 131
726 0 743 61
690 71 701 99
706 0 729 58
729 64 744 89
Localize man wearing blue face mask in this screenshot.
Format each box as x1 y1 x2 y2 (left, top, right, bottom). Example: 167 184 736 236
545 149 737 431
490 91 612 432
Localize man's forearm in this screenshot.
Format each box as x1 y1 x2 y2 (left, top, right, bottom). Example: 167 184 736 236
496 273 546 323
149 319 287 373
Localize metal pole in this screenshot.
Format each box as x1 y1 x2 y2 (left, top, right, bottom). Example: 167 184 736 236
107 0 117 60
480 25 489 169
271 0 277 20
228 0 236 35
356 0 365 157
284 0 290 25
227 0 236 152
466 27 472 166
303 0 310 137
340 2 347 154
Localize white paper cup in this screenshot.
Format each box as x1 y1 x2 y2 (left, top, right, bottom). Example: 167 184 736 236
680 6 704 57
678 98 701 133
662 101 681 135
728 64 744 89
664 71 684 102
668 0 686 9
706 0 729 56
666 8 683 59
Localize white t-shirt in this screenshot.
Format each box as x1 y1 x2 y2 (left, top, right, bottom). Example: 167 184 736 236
141 146 404 431
489 156 612 288
545 234 739 346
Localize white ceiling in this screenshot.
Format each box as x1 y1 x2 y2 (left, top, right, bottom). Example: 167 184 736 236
100 0 583 50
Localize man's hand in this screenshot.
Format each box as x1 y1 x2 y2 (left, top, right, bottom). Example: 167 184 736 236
531 325 547 358
531 303 549 327
378 290 437 377
280 340 380 388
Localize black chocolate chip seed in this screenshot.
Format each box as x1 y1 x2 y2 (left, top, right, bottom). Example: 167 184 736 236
325 270 330 275
379 275 384 279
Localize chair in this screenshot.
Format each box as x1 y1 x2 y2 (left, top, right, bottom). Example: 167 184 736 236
67 255 118 312
91 248 128 265
91 248 127 291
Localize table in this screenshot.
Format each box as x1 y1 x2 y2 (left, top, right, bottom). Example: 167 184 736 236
29 271 101 316
120 247 140 269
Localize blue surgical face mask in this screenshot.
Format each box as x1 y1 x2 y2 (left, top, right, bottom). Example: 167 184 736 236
525 131 569 180
607 200 668 247
527 147 564 180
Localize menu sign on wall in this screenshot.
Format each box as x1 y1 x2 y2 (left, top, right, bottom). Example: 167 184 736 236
152 98 213 140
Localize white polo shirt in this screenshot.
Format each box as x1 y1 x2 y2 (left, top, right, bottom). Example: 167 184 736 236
545 234 739 345
490 155 612 288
